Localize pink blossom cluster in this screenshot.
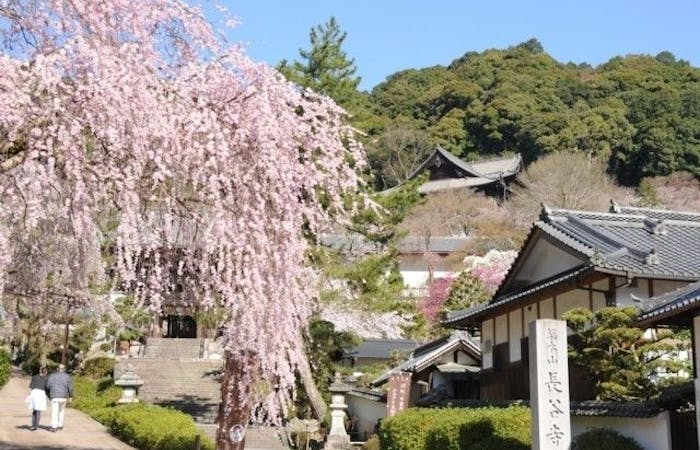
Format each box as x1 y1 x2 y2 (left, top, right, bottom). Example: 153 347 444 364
0 0 364 426
418 276 455 322
462 250 517 294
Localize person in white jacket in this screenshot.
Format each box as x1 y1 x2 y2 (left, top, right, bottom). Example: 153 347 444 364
28 367 48 431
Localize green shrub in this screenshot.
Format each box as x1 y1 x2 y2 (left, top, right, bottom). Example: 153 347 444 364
571 428 642 450
72 376 122 412
71 377 214 450
362 435 380 450
0 348 10 388
82 357 116 379
97 403 214 450
379 406 530 450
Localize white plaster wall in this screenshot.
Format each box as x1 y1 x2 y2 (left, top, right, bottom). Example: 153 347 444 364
513 239 584 286
556 290 588 319
523 304 538 338
346 394 386 440
495 314 508 345
399 255 453 272
571 412 671 450
592 291 607 311
482 319 493 369
539 298 554 319
509 309 523 362
616 278 653 306
400 270 455 289
431 371 450 394
615 278 689 306
456 350 477 365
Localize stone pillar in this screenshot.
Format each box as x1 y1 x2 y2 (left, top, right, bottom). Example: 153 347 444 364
529 319 571 450
326 372 350 450
386 371 412 417
693 315 700 447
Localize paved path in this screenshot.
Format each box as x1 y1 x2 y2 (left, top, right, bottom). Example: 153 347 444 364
0 368 134 450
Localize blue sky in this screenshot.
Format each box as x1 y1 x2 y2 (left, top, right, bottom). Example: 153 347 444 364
220 0 699 91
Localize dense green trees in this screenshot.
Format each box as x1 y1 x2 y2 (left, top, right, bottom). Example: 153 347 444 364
365 41 700 187
281 25 700 190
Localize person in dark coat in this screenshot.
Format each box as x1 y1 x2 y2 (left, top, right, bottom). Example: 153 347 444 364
28 367 48 430
46 364 73 432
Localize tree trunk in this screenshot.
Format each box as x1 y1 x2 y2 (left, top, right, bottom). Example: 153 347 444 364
61 319 70 366
297 352 328 420
216 350 253 450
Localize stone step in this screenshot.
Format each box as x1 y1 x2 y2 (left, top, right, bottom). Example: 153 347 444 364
143 337 204 359
115 358 223 424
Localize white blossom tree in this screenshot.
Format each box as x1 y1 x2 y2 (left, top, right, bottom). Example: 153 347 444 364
0 1 364 448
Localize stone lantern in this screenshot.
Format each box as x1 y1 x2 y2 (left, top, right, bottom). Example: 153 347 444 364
115 364 144 404
326 372 351 449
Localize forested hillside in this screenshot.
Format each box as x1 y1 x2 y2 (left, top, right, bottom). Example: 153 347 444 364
363 39 700 190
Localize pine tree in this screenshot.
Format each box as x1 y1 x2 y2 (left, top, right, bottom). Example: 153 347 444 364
279 17 361 109
563 307 690 401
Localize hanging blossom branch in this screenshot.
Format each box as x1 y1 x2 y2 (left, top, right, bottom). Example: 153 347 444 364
0 1 366 445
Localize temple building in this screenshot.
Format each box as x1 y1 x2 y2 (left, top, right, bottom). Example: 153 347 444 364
444 203 700 401
398 146 522 196
443 203 700 450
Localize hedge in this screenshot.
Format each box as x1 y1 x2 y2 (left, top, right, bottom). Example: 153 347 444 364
0 348 10 388
81 357 116 379
571 428 643 450
379 406 530 450
96 403 215 450
72 376 214 450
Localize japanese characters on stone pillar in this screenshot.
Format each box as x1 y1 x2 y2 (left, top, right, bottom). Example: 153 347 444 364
386 371 412 417
693 315 700 447
529 319 571 450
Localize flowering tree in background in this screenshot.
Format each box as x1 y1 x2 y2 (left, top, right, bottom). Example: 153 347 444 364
418 276 455 322
0 1 363 448
462 250 517 294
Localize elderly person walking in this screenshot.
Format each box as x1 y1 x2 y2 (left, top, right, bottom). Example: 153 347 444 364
28 367 48 430
46 364 73 432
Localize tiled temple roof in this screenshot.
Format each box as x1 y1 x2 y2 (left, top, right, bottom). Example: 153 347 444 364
445 203 700 327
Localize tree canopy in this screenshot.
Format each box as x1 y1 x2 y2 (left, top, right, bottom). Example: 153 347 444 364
0 2 364 448
279 17 362 110
363 40 700 187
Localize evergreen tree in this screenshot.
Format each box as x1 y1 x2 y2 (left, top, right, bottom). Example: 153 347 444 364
563 307 689 401
279 17 361 109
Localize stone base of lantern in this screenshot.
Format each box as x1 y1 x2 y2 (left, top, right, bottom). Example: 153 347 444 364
117 387 140 403
325 434 350 450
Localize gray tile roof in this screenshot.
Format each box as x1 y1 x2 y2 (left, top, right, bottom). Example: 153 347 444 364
408 147 522 181
536 205 700 279
319 233 469 254
443 264 594 326
344 338 420 360
638 280 700 324
445 204 700 327
371 332 480 386
347 387 387 402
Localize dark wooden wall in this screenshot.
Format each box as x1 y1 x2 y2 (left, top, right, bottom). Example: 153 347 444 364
480 338 595 401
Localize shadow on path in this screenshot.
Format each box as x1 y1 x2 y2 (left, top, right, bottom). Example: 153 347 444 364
0 442 109 450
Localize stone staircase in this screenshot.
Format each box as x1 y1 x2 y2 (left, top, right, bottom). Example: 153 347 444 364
115 338 290 449
142 337 203 359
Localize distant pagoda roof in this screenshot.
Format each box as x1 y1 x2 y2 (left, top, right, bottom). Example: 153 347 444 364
402 147 522 194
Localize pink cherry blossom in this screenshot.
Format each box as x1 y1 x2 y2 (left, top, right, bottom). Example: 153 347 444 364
0 2 364 446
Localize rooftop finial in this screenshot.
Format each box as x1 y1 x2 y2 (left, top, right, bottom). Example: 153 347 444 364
540 203 552 221
645 248 660 265
609 199 621 213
